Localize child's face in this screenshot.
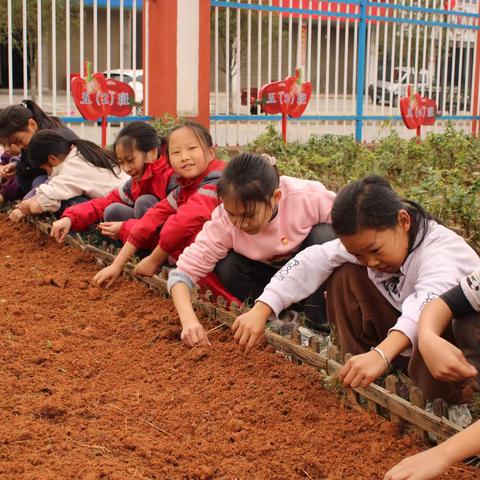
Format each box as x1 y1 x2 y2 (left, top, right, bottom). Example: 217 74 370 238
223 190 281 235
340 211 411 273
6 118 38 152
115 143 157 180
1 142 21 157
168 127 214 179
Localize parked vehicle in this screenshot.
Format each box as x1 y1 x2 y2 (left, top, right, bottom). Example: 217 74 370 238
368 67 431 107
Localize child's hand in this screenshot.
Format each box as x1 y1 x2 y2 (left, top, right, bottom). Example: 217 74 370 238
181 319 212 348
419 331 477 382
50 217 72 243
98 221 122 240
8 208 25 223
384 446 450 480
134 255 161 277
1 162 16 179
92 264 123 288
339 350 388 389
231 305 270 354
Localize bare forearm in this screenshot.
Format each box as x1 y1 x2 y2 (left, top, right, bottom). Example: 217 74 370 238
112 241 137 268
418 297 453 337
149 245 169 266
438 420 480 464
28 199 44 215
171 283 197 326
377 330 411 363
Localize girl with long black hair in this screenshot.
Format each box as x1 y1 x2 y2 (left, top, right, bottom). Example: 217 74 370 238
9 129 128 221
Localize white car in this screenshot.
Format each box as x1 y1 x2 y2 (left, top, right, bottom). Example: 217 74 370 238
103 69 144 114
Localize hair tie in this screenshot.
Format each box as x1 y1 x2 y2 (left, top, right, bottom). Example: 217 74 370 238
261 153 277 166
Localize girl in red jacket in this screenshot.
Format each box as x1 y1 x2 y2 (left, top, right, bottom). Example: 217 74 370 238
92 120 226 288
50 122 173 243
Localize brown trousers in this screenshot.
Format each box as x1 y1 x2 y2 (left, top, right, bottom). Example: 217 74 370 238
326 263 480 402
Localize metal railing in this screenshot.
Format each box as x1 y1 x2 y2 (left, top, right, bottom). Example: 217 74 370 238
210 0 480 144
0 0 148 143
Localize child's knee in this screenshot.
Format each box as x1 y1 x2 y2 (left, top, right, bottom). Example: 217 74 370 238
134 194 158 218
104 203 131 222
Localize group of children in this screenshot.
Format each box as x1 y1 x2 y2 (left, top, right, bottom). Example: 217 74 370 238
1 100 479 479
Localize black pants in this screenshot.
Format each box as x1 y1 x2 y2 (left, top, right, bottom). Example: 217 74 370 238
56 195 91 217
213 223 336 329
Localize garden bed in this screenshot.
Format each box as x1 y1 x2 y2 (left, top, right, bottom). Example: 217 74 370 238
0 217 478 479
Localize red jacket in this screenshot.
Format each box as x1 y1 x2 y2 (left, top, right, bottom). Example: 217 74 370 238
124 158 226 259
62 155 174 234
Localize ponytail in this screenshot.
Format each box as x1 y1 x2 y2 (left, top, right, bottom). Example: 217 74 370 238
0 100 62 139
22 100 62 129
28 130 121 177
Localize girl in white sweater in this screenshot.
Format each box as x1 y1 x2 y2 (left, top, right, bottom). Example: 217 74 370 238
233 175 480 402
9 130 128 221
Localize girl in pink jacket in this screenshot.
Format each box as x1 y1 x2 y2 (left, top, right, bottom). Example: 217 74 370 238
167 152 336 347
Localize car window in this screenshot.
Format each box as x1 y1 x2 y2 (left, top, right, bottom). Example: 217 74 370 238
110 74 133 83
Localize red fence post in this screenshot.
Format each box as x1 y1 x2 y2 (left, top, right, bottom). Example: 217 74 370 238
143 0 210 128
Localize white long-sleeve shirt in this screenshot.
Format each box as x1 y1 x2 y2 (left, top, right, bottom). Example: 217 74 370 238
35 147 128 212
257 221 480 355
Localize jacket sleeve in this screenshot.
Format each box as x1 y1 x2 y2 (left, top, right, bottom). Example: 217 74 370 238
62 187 124 231
158 183 220 256
35 174 87 212
171 206 233 284
257 239 356 317
126 197 176 249
390 236 480 354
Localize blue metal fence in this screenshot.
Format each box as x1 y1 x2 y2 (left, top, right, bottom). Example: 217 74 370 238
210 0 480 144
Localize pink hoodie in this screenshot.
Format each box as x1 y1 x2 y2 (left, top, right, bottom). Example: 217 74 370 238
173 175 335 285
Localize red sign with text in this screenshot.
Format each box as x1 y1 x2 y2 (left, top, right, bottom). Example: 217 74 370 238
71 68 135 121
258 68 311 142
259 68 312 118
400 86 437 139
71 62 135 146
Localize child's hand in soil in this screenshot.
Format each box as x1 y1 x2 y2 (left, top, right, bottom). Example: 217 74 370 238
98 221 122 240
51 217 72 243
92 264 122 288
9 208 25 223
419 330 477 382
383 446 450 480
181 319 212 348
232 302 271 354
339 350 388 389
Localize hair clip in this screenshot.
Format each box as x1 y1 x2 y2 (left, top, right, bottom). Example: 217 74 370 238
261 153 277 166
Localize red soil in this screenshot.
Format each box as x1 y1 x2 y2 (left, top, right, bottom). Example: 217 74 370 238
0 218 478 480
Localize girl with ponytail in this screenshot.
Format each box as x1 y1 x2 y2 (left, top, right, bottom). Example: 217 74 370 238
0 100 78 197
9 129 128 221
234 175 480 404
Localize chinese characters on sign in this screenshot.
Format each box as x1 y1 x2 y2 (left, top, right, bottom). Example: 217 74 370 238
71 62 135 146
400 85 437 140
258 68 312 142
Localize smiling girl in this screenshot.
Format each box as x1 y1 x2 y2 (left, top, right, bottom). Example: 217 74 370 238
92 120 226 288
232 175 480 401
166 152 336 348
50 122 173 243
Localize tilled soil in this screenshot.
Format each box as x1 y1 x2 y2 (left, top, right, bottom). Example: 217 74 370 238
0 218 478 480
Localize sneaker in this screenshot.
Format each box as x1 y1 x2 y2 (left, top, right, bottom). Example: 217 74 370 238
304 317 330 335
